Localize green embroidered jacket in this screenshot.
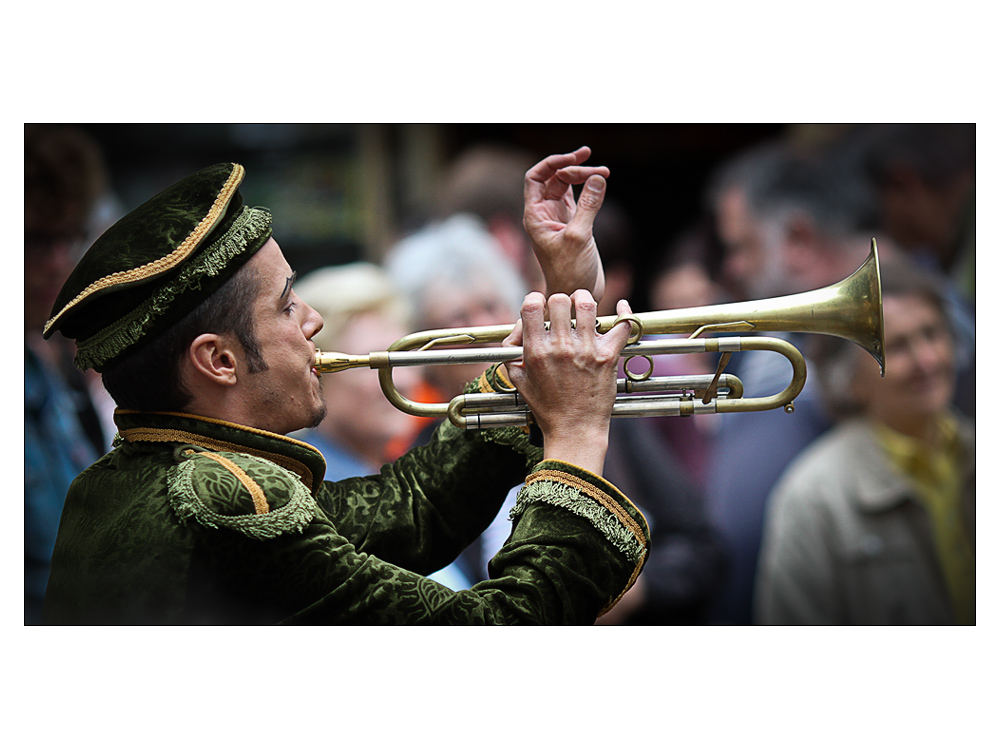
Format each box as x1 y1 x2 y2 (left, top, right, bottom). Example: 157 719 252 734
43 404 649 625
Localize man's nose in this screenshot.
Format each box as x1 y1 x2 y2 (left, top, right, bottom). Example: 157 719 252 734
304 303 324 339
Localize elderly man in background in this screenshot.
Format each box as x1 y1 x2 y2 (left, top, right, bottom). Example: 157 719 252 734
702 141 889 624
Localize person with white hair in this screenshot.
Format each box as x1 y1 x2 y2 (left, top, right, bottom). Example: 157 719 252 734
384 213 527 407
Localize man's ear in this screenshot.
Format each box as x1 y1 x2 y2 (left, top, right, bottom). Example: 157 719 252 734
188 333 239 387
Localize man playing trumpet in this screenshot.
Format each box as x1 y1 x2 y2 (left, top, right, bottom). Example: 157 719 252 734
40 148 650 625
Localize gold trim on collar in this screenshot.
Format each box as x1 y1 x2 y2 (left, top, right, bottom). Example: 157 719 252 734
116 409 324 454
117 409 323 492
43 164 245 336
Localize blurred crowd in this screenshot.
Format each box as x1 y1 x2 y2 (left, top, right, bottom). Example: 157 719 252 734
26 123 975 625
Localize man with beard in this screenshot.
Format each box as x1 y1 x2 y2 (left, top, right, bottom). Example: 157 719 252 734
41 149 651 625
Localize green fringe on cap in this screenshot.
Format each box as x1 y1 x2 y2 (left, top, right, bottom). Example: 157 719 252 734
75 206 271 371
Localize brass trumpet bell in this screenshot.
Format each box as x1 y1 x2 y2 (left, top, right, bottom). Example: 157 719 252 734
314 239 885 429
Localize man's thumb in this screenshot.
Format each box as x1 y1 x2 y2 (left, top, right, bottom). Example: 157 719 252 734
569 174 607 233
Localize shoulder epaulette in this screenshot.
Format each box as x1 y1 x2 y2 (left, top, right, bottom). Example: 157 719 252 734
166 447 317 540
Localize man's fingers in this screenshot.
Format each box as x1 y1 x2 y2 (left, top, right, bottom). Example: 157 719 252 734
571 289 599 341
551 165 611 186
546 293 574 338
525 147 591 184
524 147 604 200
502 318 524 347
563 174 606 239
606 299 636 352
517 292 547 343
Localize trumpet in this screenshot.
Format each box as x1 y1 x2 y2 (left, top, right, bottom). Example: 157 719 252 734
315 239 885 430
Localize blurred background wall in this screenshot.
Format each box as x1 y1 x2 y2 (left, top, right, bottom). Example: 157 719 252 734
71 123 795 312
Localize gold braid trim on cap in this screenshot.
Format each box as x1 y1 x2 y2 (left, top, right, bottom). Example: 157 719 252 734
181 449 269 514
43 164 245 336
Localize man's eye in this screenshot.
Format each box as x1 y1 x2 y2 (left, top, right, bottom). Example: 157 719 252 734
284 302 297 314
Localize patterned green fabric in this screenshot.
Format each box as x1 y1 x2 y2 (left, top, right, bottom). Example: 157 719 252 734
511 461 648 567
167 447 318 541
43 410 650 625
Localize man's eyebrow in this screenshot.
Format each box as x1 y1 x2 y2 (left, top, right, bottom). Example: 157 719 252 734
280 272 297 301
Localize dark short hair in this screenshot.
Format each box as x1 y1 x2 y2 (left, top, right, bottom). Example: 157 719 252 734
707 138 880 240
102 261 267 412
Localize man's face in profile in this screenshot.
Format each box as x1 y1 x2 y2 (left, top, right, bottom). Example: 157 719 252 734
236 238 327 435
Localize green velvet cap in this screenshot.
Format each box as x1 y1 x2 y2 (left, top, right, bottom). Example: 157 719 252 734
43 163 272 372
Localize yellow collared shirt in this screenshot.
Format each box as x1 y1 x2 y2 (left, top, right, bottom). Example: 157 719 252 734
875 415 974 624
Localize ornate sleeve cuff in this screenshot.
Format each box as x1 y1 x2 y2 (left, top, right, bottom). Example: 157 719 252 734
511 459 650 614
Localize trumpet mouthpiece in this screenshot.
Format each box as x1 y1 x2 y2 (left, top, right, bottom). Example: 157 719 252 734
313 350 371 374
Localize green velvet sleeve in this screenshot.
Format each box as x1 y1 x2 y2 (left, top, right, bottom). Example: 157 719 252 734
314 416 537 577
207 457 649 625
313 364 542 575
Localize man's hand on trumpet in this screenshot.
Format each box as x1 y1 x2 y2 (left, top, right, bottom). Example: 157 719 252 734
523 146 610 303
502 289 634 476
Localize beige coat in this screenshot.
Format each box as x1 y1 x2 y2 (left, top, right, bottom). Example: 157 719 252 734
755 416 975 625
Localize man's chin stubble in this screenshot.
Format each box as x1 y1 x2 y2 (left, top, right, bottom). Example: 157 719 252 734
307 404 328 430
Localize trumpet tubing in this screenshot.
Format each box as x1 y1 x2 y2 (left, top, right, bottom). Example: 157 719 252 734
314 240 885 430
